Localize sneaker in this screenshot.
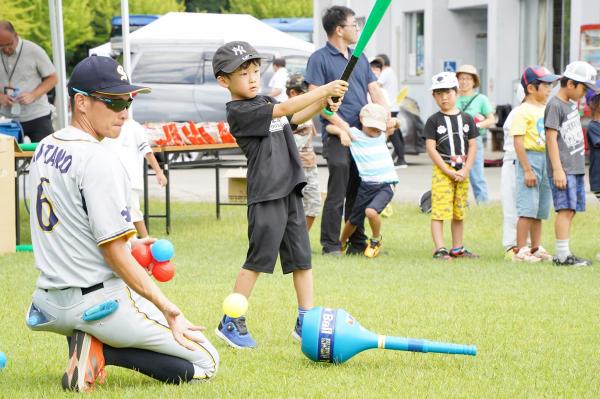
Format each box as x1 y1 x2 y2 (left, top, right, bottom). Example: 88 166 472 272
291 316 302 342
553 254 592 267
62 330 105 392
433 247 452 260
531 246 553 262
215 315 257 349
322 249 343 257
364 238 382 258
449 246 479 258
394 161 408 169
504 247 516 261
513 247 541 263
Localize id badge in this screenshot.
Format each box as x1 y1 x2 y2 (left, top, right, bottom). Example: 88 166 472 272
3 86 16 96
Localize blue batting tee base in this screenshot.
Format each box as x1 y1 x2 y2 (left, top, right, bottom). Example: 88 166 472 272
301 307 476 364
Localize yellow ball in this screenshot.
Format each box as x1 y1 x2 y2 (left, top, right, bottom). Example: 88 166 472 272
222 293 248 318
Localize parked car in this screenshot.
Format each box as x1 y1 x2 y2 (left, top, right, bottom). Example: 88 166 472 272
130 52 308 124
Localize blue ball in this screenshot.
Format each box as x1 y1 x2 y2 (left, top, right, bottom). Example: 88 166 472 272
151 239 174 262
0 351 7 369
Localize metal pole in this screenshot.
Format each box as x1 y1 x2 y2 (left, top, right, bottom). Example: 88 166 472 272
48 0 68 129
121 0 133 118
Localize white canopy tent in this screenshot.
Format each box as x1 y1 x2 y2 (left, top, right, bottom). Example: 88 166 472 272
49 8 315 129
48 0 133 129
128 12 314 54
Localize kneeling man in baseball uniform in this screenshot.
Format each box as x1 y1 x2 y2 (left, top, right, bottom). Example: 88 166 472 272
26 55 218 392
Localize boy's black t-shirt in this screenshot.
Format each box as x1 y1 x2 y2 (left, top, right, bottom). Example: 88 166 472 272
226 95 306 205
424 111 478 162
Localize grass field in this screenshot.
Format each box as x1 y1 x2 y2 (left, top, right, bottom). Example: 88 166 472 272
1 202 599 398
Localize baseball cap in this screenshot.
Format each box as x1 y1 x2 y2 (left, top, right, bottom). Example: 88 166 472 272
67 55 150 96
585 79 600 105
212 41 263 78
286 73 308 92
563 61 600 91
520 65 560 89
359 103 387 131
430 72 459 91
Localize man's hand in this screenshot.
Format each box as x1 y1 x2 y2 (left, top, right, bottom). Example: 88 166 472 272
387 117 399 131
163 303 206 351
156 171 168 187
0 93 15 107
18 92 37 105
524 170 537 187
324 80 349 98
553 169 567 190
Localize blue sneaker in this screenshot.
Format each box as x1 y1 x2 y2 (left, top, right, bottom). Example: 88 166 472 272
215 315 257 349
291 316 302 342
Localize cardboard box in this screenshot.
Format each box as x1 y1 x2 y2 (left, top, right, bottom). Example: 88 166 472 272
0 134 20 255
225 168 247 204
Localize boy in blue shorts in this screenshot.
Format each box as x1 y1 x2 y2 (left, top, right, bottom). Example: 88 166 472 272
511 66 560 263
212 41 347 348
545 61 599 266
327 103 399 258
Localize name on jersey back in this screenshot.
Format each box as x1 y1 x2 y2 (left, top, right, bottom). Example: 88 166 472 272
33 143 73 173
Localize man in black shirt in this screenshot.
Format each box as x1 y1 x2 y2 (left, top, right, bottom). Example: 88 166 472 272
212 41 347 349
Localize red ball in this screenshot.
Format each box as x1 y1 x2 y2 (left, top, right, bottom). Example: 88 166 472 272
152 261 175 282
132 244 153 268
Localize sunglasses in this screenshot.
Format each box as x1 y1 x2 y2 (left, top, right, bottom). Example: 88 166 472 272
72 88 133 112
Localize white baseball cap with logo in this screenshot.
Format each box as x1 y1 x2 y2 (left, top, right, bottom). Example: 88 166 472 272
563 61 600 91
430 72 459 91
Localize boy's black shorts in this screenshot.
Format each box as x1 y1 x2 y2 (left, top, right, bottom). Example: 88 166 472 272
243 191 312 274
348 181 395 226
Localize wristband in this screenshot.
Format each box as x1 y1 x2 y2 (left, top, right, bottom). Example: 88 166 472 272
322 108 334 117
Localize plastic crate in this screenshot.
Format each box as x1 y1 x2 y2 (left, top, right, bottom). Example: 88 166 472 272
0 120 23 143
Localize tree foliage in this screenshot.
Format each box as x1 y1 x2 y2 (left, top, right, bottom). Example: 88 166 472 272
227 0 311 18
3 0 184 68
184 0 230 13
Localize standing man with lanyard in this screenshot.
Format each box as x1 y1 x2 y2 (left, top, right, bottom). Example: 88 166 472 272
0 20 57 142
305 6 388 256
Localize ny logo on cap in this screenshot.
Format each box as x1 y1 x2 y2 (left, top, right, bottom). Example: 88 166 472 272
116 65 128 81
232 45 246 56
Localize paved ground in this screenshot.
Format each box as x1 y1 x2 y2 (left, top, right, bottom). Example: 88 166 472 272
147 150 506 204
148 147 599 206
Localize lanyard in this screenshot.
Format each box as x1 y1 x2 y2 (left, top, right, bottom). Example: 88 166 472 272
1 39 24 86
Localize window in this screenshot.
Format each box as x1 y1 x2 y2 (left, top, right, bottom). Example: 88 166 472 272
552 0 570 74
132 52 202 84
406 12 424 78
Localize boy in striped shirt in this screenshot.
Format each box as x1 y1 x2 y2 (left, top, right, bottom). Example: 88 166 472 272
327 103 399 258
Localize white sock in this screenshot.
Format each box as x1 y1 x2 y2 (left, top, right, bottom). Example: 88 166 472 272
555 239 570 262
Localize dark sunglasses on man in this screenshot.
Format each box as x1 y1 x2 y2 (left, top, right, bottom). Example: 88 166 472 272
72 88 133 112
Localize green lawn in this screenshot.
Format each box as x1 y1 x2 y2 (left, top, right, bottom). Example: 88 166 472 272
1 202 599 398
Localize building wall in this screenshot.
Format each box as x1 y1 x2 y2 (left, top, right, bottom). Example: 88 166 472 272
570 0 600 63
312 0 600 118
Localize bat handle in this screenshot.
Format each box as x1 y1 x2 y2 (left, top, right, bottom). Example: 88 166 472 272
382 336 477 356
324 55 360 115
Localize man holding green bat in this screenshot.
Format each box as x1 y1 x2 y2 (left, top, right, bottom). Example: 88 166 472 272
305 5 389 256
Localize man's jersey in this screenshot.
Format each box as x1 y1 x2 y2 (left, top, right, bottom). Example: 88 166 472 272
29 126 136 289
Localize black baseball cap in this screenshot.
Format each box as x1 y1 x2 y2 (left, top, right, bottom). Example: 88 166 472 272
212 41 263 78
67 55 150 96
